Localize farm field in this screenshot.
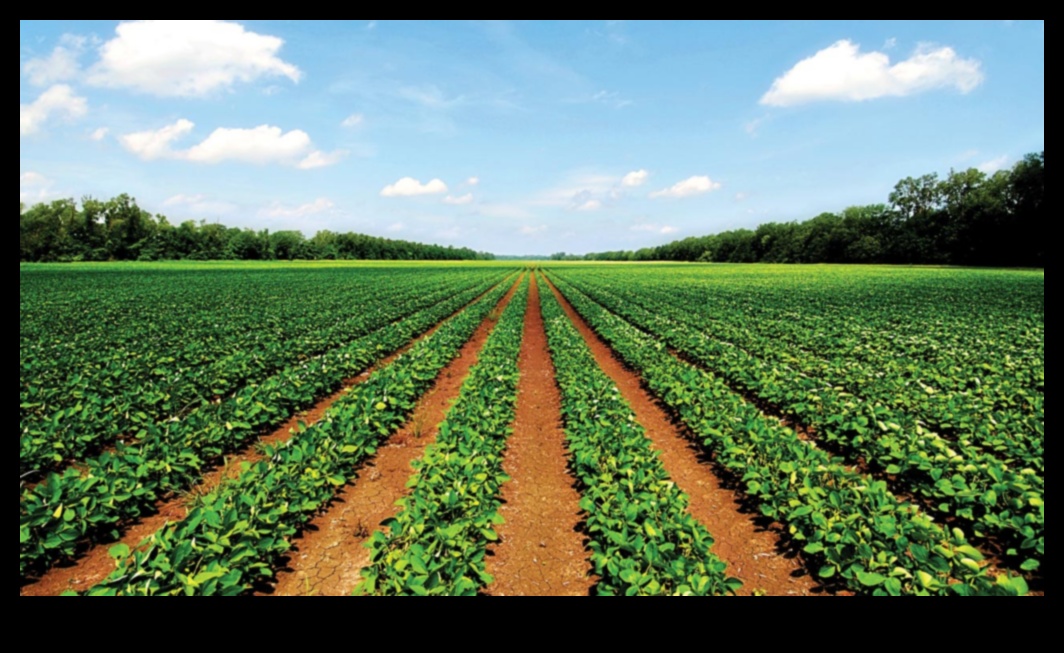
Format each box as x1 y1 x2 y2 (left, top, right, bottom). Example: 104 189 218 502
19 262 1043 597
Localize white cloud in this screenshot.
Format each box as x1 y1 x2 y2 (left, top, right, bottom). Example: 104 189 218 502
397 85 464 110
381 177 449 198
119 120 343 169
632 224 679 235
978 155 1011 174
341 113 364 128
519 225 547 236
735 192 749 202
120 119 195 160
744 116 768 137
296 149 348 170
884 37 898 50
90 127 109 141
386 222 405 233
88 20 301 98
260 198 334 218
466 177 480 187
622 170 649 188
23 35 86 86
20 84 88 137
163 194 206 207
576 199 602 212
20 172 55 204
443 194 474 206
761 40 984 107
650 176 722 199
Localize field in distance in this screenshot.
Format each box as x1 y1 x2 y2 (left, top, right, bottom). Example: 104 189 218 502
19 262 1043 597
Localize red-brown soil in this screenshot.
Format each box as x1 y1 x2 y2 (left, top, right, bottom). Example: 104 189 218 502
484 274 594 597
263 276 525 597
20 279 512 597
541 275 822 597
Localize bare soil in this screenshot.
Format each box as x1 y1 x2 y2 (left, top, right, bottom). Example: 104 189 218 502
542 276 822 597
263 276 525 597
20 279 510 597
484 274 595 597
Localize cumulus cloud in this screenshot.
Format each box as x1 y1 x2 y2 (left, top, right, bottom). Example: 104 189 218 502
23 35 87 86
622 170 649 188
120 119 196 160
341 113 364 128
163 193 237 215
119 119 343 168
296 149 348 170
650 176 722 199
381 177 449 198
761 40 984 107
443 194 474 206
260 198 334 218
88 20 301 97
90 127 110 141
20 84 88 137
467 177 480 187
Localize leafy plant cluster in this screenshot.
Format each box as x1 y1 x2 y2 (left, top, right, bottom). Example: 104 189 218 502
21 269 489 477
20 273 512 581
81 276 522 595
540 282 739 596
357 277 530 596
553 272 1043 577
548 275 1029 596
568 267 1043 475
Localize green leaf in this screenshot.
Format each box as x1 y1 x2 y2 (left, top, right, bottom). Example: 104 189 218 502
818 566 836 580
1020 559 1041 573
857 571 887 588
108 544 131 560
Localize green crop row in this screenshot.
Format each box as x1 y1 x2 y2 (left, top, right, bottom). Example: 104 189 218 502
357 278 529 596
554 274 1044 577
559 270 1043 475
20 275 510 581
82 275 523 596
21 272 483 476
540 281 739 597
547 275 1029 596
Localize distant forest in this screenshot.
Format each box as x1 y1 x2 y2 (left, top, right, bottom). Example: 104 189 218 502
19 196 493 262
560 151 1044 268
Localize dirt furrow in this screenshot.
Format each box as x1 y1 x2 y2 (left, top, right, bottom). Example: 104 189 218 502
264 276 525 597
20 278 512 598
484 274 594 597
542 276 821 597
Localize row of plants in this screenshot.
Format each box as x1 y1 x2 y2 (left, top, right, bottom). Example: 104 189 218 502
21 271 490 476
539 281 740 597
357 278 530 596
555 268 1043 475
553 273 1043 576
80 275 525 596
547 275 1030 596
20 275 512 581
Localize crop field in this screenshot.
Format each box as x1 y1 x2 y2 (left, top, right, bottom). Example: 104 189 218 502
19 262 1043 597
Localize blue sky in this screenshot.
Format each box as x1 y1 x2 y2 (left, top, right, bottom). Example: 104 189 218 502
20 20 1044 255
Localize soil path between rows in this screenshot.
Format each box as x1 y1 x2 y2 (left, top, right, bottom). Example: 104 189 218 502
542 275 821 597
263 275 525 597
484 274 594 597
21 278 513 598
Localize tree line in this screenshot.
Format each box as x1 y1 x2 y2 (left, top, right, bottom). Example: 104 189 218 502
19 195 493 262
560 151 1044 268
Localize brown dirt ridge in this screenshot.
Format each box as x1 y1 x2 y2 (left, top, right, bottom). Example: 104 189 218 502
541 274 823 597
263 275 525 597
484 273 594 597
20 277 513 598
